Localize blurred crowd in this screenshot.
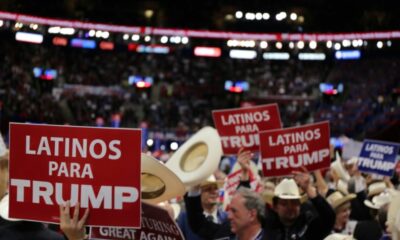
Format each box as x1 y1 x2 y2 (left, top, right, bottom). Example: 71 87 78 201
0 33 399 144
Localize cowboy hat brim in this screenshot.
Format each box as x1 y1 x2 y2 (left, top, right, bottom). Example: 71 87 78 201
141 154 185 204
331 193 356 210
166 126 222 187
0 194 21 222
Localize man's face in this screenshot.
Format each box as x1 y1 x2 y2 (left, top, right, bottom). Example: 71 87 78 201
227 193 256 234
200 184 219 206
273 198 301 226
336 203 351 224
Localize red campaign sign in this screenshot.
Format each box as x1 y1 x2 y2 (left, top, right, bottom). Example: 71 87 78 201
212 104 282 155
8 123 142 227
259 121 330 177
90 202 184 240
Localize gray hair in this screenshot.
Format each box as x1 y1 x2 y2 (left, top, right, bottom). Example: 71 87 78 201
236 187 266 223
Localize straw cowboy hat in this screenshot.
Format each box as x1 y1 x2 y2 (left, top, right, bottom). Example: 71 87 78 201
326 191 356 210
330 152 350 182
141 153 185 204
367 181 387 198
324 233 354 240
200 174 224 189
0 194 20 221
364 191 391 209
166 126 223 188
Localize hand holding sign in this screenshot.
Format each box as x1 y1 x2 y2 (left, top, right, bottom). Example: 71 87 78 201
237 148 253 181
293 167 317 199
60 201 89 240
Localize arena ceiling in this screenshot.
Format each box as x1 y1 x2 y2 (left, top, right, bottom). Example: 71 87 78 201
1 0 398 33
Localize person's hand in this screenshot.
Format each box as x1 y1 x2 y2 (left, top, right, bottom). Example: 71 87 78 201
237 148 252 181
293 167 317 198
60 201 89 240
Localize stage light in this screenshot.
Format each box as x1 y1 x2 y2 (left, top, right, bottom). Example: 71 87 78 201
160 36 168 43
181 37 189 44
245 12 256 20
342 40 351 47
290 13 298 21
334 43 341 50
255 13 263 20
170 142 179 151
260 41 268 49
131 34 140 41
262 13 270 20
326 41 333 48
123 34 129 40
144 9 154 19
297 41 304 49
88 29 95 37
235 11 243 19
276 42 283 49
377 41 383 49
309 41 317 49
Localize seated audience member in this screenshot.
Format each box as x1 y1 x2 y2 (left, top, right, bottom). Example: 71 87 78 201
326 191 357 234
177 174 228 240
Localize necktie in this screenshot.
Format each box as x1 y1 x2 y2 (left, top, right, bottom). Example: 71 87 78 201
206 215 215 223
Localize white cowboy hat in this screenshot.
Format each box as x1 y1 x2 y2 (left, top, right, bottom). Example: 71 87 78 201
274 179 301 200
326 191 356 210
141 153 185 204
364 191 391 209
367 181 387 198
330 152 350 182
324 233 354 240
337 179 349 195
0 194 20 221
166 126 223 188
345 157 358 166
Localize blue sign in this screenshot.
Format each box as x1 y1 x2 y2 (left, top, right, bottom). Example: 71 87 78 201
358 139 400 176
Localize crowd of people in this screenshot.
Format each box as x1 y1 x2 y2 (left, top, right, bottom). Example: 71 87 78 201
0 25 400 240
0 31 399 145
1 145 400 240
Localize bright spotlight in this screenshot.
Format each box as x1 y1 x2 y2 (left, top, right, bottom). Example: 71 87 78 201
260 41 268 49
170 142 179 151
147 139 154 147
290 13 298 21
131 34 140 41
160 36 168 43
297 41 304 49
235 11 243 19
309 41 317 49
262 13 270 20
